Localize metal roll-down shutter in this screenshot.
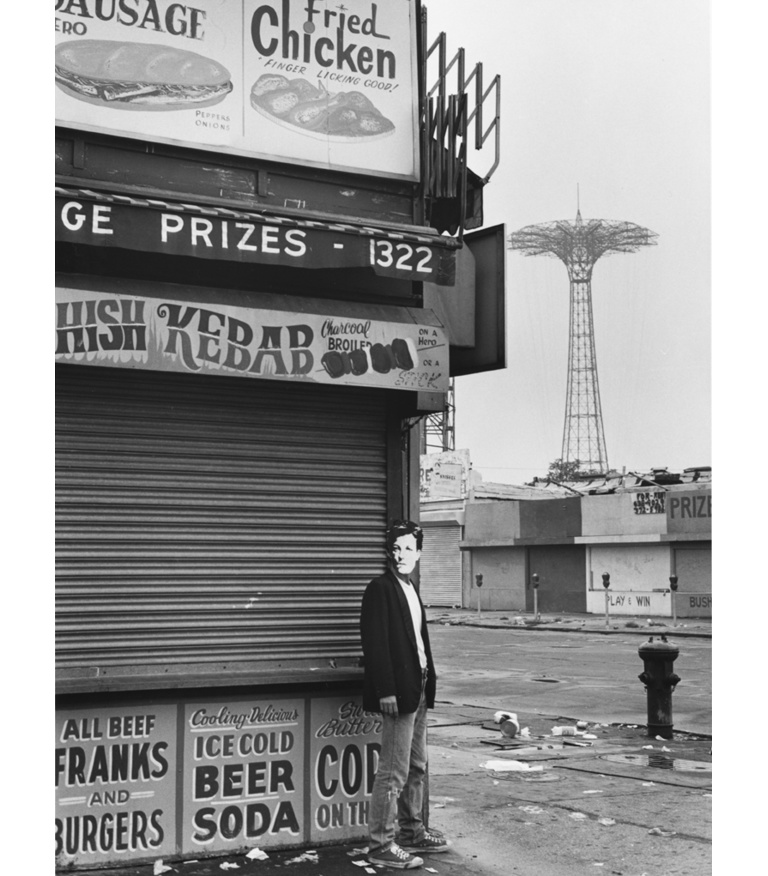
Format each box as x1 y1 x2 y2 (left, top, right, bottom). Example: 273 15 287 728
56 364 389 682
420 522 463 607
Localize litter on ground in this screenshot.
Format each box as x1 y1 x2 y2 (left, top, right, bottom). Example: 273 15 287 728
153 861 173 875
493 710 521 738
493 709 517 724
481 759 543 772
245 848 269 861
285 851 319 864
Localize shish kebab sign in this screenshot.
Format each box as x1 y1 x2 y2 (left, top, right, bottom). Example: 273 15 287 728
55 288 449 394
54 0 420 179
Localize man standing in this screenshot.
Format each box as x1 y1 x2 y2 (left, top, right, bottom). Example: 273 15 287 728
360 520 450 869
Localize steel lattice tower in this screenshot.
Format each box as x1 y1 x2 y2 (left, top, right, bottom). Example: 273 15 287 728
508 209 657 474
420 379 456 454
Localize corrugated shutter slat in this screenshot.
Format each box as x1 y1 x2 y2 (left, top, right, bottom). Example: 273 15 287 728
56 364 389 677
420 523 462 606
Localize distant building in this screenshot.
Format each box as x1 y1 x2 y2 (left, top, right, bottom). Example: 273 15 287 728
420 467 711 618
418 450 472 606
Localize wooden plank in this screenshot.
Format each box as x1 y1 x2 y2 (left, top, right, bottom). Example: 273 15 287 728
55 128 418 225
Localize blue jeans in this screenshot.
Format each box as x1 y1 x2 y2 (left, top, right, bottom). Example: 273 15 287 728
368 687 428 853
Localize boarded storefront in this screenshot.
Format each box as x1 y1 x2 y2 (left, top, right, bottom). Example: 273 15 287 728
420 519 463 606
55 0 505 868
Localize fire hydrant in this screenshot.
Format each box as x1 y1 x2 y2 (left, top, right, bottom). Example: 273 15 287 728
638 636 681 739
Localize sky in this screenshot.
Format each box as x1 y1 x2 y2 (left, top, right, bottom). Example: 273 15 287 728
426 0 711 484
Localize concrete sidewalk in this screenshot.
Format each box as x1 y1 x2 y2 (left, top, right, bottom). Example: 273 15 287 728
64 616 712 876
72 840 501 876
75 716 712 876
426 608 712 638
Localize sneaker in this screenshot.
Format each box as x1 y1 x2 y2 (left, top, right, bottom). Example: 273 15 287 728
398 830 451 854
367 843 424 869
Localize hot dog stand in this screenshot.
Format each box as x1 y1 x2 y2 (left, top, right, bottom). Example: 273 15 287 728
55 1 504 869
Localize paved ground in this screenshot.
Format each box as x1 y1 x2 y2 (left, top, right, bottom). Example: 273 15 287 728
427 616 712 737
63 613 713 876
420 613 712 874
425 608 712 640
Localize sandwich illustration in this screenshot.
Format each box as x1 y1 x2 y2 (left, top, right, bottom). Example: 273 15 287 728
250 74 395 139
321 350 354 379
55 39 233 110
321 339 415 380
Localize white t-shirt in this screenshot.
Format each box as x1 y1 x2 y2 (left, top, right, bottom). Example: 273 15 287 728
397 577 427 670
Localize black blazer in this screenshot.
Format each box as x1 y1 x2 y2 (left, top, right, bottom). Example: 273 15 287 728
360 569 437 714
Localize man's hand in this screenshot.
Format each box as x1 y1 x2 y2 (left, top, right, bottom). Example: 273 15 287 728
379 696 399 717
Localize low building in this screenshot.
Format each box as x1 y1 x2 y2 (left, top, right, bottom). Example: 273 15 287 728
421 468 711 618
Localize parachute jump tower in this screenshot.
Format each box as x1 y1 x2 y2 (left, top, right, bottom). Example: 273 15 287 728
508 209 657 474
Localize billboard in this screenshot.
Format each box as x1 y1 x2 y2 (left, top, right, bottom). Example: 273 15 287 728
55 705 178 867
309 697 381 842
55 0 420 180
54 190 458 285
55 286 450 393
56 693 382 867
182 698 305 855
420 449 471 500
666 490 712 535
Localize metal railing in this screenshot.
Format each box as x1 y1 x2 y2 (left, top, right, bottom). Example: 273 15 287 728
421 6 501 236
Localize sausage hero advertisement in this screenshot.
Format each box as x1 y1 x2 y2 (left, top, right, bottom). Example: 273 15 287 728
54 0 420 179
